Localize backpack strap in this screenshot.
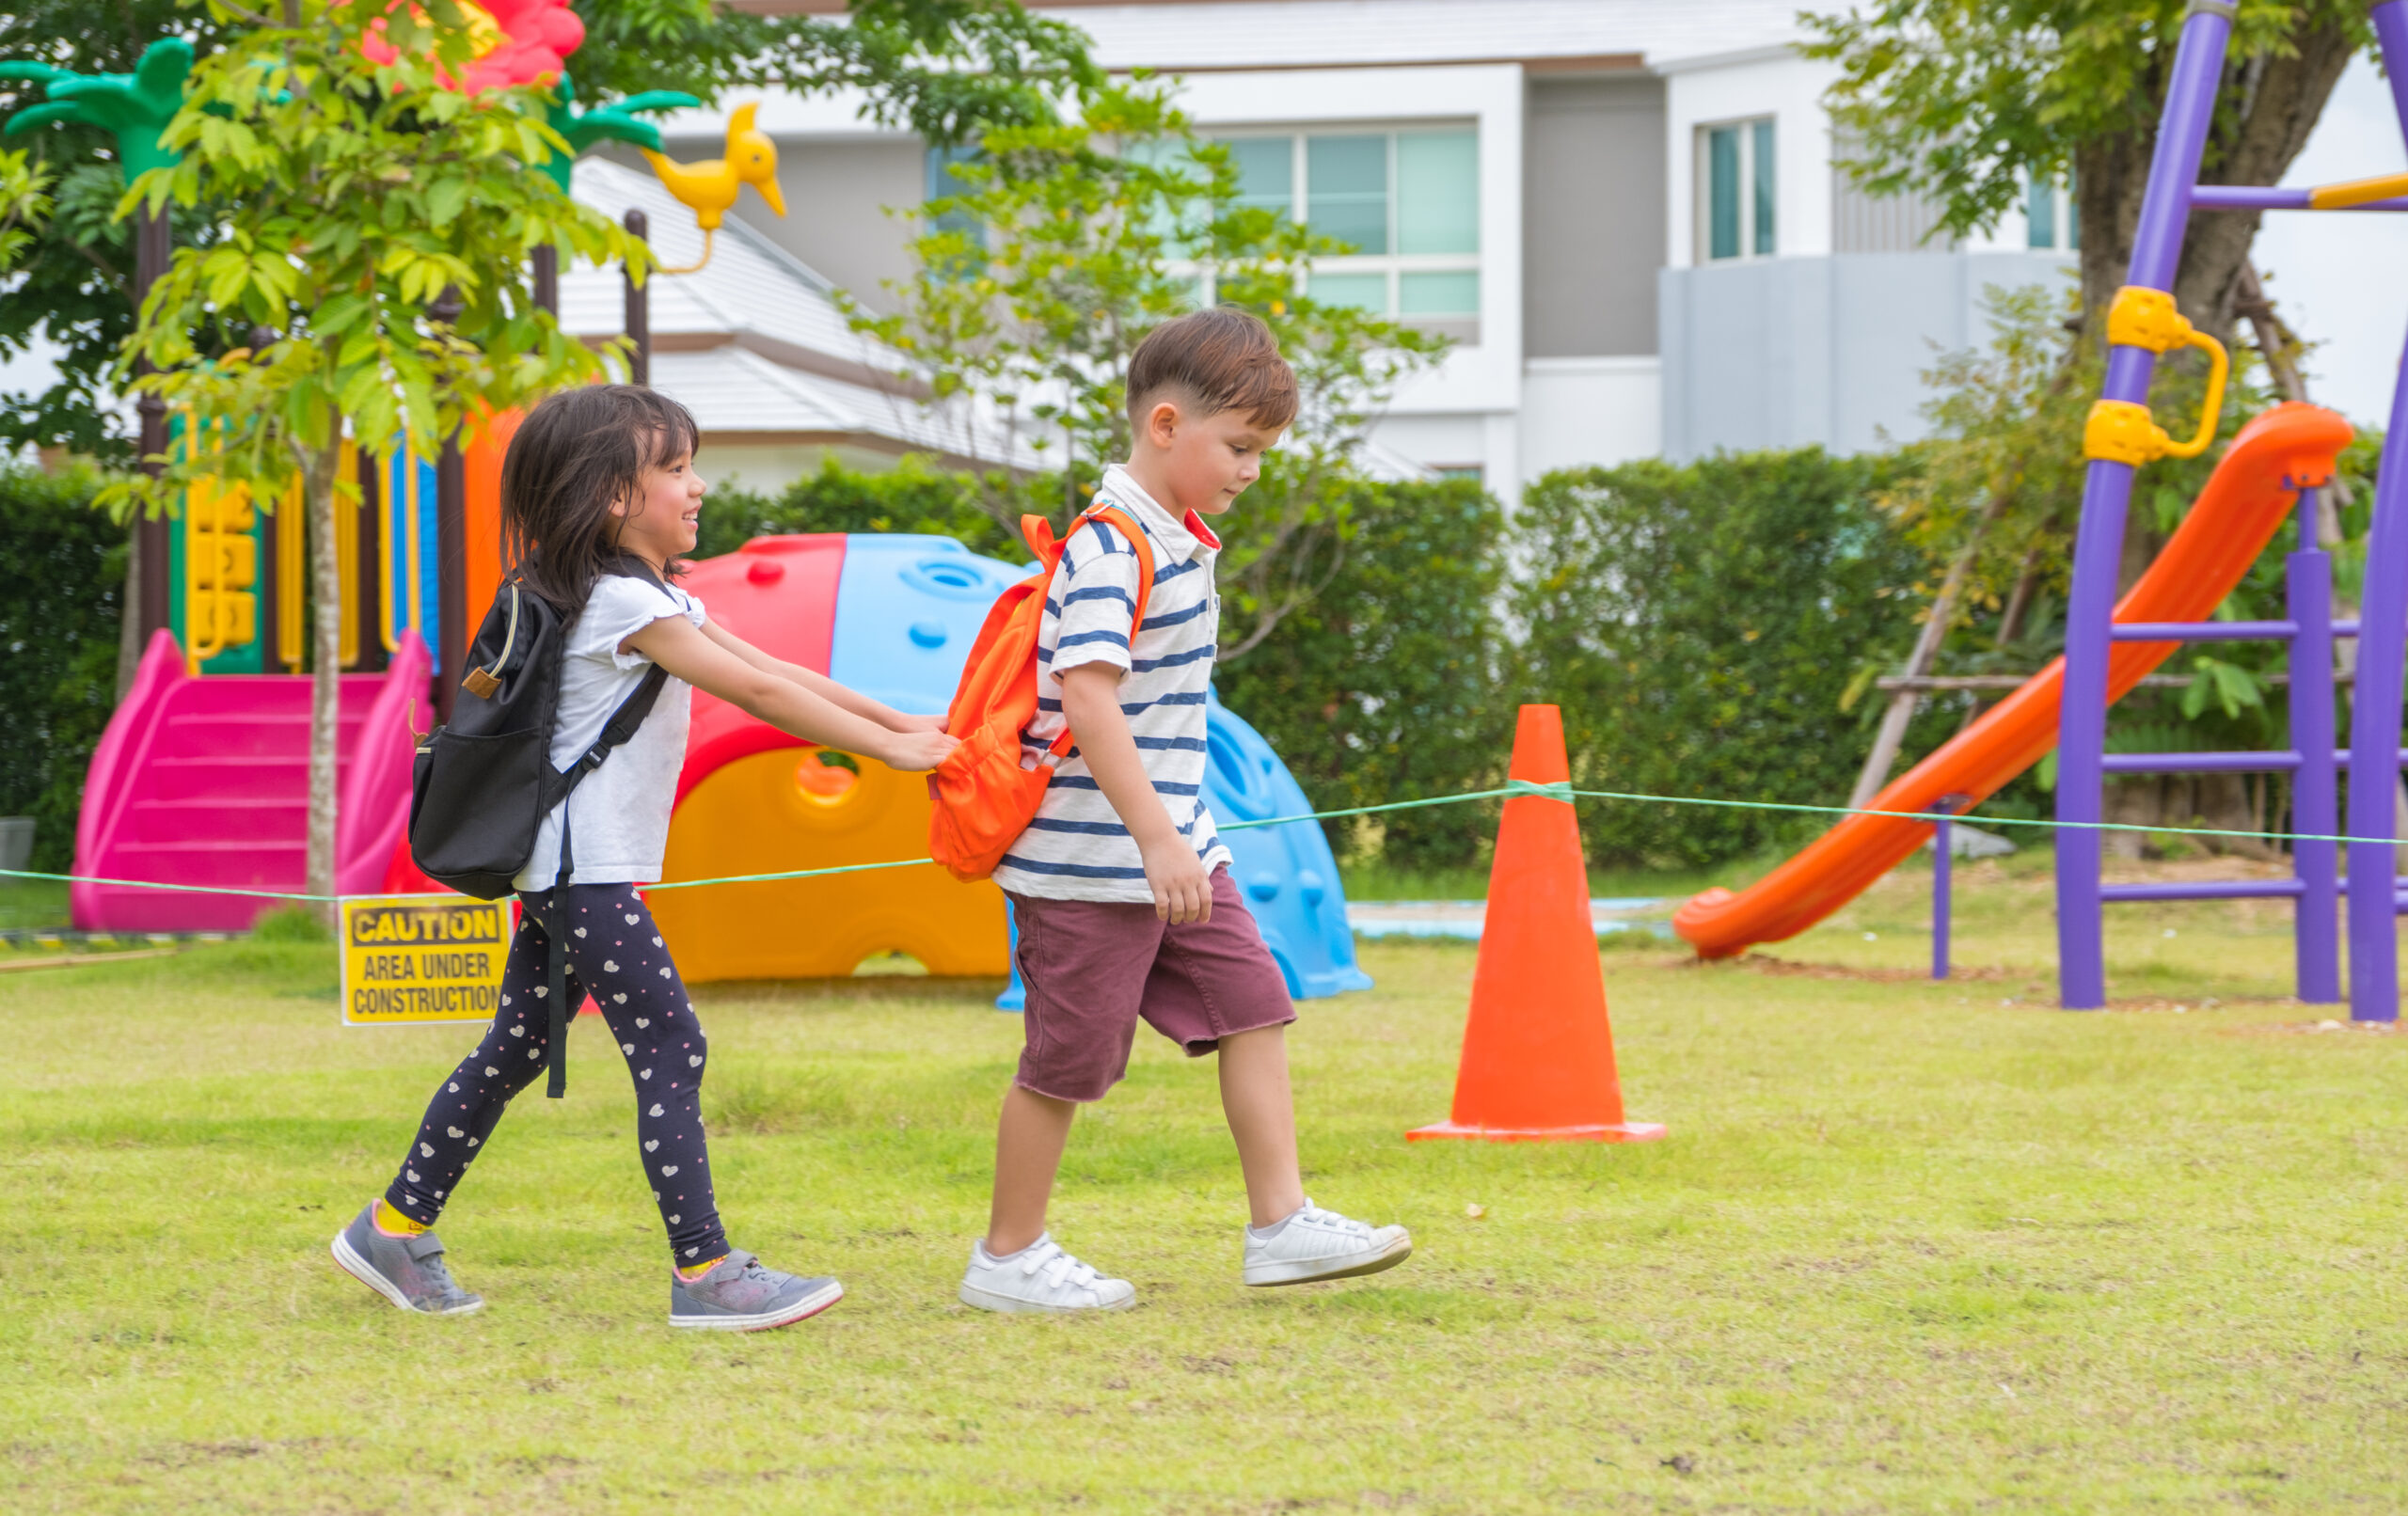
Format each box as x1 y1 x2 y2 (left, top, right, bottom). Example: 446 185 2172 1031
536 661 671 1099
1045 502 1157 759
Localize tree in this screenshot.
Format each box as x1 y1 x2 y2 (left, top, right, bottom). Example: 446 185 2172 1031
856 79 1448 658
572 0 1101 145
0 13 212 457
1806 1 2367 344
0 146 49 272
104 0 644 917
0 1 1101 457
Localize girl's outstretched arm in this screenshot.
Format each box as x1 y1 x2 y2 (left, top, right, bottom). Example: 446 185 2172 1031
697 620 947 734
624 614 958 772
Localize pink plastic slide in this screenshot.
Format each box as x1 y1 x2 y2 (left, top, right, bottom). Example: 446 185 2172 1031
71 629 433 932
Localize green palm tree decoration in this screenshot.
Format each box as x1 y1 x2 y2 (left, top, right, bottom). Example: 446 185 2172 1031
0 38 195 182
541 74 698 192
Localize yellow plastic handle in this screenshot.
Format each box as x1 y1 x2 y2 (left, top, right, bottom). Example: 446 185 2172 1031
2157 327 2228 460
2091 287 2229 466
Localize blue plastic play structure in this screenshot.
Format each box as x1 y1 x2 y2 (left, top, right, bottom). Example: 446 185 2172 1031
821 533 1373 1009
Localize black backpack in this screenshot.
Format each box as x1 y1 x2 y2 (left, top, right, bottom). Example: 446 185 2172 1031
409 574 668 1097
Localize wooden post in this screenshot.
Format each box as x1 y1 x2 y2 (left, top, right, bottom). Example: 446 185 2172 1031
134 205 172 645
431 287 467 723
531 242 560 316
624 208 649 387
352 444 387 673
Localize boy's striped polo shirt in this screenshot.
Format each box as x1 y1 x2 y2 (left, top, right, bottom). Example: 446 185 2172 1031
993 464 1234 904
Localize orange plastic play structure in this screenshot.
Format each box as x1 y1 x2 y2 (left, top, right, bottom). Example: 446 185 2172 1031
1409 704 1666 1144
1674 401 2354 958
655 745 1008 979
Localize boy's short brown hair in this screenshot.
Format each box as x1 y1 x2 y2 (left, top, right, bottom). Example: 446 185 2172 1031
1125 308 1299 434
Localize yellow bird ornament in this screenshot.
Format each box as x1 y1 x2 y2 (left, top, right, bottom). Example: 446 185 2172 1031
639 101 785 273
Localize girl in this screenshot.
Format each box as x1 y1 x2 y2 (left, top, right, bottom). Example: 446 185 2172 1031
332 385 955 1331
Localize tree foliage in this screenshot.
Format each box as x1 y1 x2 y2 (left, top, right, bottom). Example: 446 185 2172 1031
110 2 638 509
0 462 121 872
0 145 48 272
1514 450 1946 868
0 1 1100 456
571 0 1099 145
1805 0 2365 336
0 1 223 455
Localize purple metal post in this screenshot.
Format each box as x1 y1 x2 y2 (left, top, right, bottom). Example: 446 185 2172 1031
2055 4 2234 1009
2343 0 2408 1023
1931 797 1957 981
2191 185 2408 213
2289 487 2340 1002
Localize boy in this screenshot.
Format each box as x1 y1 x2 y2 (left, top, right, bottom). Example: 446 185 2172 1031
961 308 1412 1313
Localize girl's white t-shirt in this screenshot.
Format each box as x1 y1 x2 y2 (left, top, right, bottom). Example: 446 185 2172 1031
513 573 706 893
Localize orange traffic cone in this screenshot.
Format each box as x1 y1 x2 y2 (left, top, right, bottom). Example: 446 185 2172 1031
1408 705 1665 1144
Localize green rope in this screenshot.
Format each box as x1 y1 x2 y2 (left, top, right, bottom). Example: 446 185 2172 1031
0 867 339 903
7 773 2400 905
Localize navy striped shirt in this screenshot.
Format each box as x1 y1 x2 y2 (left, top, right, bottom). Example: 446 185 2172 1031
993 465 1232 902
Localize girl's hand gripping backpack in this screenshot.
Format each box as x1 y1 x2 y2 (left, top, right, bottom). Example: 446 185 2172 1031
406 576 668 1098
927 503 1153 881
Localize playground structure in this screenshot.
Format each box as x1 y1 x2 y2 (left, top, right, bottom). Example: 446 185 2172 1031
1681 0 2408 1021
646 531 1371 999
14 28 1363 993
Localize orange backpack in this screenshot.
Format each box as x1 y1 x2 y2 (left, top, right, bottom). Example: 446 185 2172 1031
927 504 1155 882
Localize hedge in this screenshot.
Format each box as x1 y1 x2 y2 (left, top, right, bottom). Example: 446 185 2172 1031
1214 476 1510 871
13 447 1951 881
0 466 125 872
1513 450 1947 869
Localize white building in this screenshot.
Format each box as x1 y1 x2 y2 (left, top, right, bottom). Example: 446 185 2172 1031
645 1 2079 499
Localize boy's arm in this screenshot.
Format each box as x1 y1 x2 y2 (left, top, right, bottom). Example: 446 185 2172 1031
697 619 947 734
624 615 957 771
1060 663 1212 924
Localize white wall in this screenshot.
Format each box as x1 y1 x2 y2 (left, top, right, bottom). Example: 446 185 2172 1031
1519 357 1662 480
1665 49 1838 268
2254 52 2408 427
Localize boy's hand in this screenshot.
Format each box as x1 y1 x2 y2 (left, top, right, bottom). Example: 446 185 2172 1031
1142 834 1212 924
878 728 959 773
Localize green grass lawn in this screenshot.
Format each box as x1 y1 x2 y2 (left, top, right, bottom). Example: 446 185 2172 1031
6 857 2406 1512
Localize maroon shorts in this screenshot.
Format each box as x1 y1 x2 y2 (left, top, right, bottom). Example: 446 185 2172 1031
1006 868 1297 1103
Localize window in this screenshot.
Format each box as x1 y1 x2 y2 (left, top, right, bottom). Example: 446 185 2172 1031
1214 128 1481 325
924 145 983 243
2027 171 2080 251
1699 118 1776 261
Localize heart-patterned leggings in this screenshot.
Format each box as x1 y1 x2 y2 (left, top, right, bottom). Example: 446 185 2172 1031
383 882 729 1267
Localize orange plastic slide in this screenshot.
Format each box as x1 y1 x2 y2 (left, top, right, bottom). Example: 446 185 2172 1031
1674 402 2354 957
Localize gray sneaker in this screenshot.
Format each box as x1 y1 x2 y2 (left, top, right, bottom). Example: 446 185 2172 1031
668 1248 843 1332
331 1202 483 1316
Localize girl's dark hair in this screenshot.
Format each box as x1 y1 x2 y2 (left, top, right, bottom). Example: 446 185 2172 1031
499 385 701 612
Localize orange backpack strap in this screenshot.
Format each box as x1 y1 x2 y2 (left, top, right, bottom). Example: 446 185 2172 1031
1039 503 1156 758
1076 502 1155 631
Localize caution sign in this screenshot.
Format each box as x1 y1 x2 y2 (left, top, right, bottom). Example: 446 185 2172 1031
341 895 515 1026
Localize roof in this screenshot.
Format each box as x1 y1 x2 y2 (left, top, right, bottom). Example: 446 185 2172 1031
1051 0 1807 72
646 344 1029 466
563 157 1032 466
743 0 1808 73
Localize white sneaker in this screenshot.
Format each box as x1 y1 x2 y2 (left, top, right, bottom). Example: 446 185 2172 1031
959 1233 1136 1314
1243 1200 1412 1287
